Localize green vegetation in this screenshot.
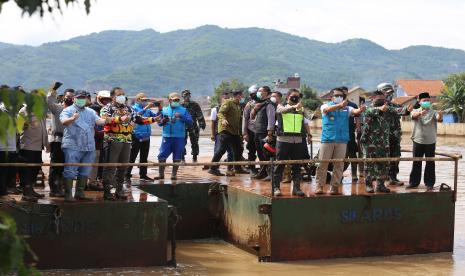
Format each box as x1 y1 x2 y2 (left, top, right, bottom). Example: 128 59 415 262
0 0 91 17
0 212 39 275
440 73 465 122
211 79 247 107
2 26 465 97
300 84 322 111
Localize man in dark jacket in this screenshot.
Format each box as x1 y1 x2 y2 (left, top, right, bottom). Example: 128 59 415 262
126 92 161 182
181 89 206 162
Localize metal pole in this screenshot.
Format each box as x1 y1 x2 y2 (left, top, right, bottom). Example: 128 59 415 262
454 158 459 202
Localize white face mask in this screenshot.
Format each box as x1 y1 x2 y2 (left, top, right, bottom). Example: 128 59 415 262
333 96 343 104
270 96 277 104
115 95 126 105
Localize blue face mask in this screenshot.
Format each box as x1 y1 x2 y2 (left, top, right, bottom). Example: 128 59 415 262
420 101 431 109
256 91 262 100
239 98 245 104
171 101 180 108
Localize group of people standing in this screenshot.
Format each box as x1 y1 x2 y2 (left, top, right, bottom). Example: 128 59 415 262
0 81 442 202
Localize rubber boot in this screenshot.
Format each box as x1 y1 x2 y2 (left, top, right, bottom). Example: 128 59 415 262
115 181 128 200
272 177 282 197
64 178 76 202
103 179 114 201
155 160 166 180
75 176 92 201
21 185 38 203
292 178 305 197
376 179 390 193
365 178 374 193
56 176 65 197
171 160 180 180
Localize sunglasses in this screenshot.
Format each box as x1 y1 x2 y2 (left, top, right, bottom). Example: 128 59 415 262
172 98 180 102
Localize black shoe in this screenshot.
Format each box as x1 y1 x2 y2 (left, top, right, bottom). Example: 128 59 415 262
208 169 225 176
140 175 154 182
389 178 404 186
235 168 249 174
8 187 22 195
406 184 419 189
32 190 45 199
193 156 198 163
202 165 209 170
21 195 38 203
376 182 391 193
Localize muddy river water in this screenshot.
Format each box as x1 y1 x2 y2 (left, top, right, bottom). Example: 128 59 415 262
43 134 465 275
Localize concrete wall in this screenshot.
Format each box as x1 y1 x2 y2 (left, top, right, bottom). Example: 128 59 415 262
309 119 465 136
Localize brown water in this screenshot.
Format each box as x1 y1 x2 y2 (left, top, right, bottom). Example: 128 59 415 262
42 134 465 275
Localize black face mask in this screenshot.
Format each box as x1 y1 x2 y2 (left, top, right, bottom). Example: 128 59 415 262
290 96 300 103
64 98 74 106
373 99 385 107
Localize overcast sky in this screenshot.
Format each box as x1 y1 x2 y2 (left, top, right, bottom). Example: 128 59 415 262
0 0 464 50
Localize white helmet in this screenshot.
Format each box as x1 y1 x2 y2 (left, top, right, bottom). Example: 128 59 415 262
377 82 394 93
248 84 259 94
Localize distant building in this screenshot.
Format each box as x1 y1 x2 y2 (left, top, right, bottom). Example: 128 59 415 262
395 79 444 102
319 86 367 106
273 73 301 94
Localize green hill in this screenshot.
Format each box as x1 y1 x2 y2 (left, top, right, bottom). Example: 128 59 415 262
1 25 465 96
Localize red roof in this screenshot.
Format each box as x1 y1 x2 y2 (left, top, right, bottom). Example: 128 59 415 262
392 96 415 105
395 79 444 97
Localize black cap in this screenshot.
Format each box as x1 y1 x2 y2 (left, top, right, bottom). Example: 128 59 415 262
182 89 190 96
373 90 384 96
232 89 243 96
75 90 90 97
418 92 430 100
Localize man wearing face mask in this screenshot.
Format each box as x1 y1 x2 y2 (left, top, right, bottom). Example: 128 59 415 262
208 90 245 176
87 90 112 190
100 87 160 200
60 90 109 202
157 92 193 180
47 85 74 197
126 93 162 182
316 88 365 195
242 85 259 174
377 83 413 186
181 89 206 163
407 92 442 191
250 86 277 180
360 90 391 193
273 89 311 197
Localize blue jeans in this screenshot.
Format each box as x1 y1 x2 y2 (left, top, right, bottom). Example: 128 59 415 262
158 137 185 161
63 148 96 179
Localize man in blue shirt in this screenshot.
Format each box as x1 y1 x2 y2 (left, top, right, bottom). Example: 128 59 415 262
60 90 108 202
157 92 193 180
125 92 162 182
316 88 365 195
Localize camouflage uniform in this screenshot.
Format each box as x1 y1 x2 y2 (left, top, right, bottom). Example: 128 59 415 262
360 107 390 182
384 103 410 181
182 101 206 159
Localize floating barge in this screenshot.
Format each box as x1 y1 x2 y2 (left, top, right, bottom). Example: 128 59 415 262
0 153 460 268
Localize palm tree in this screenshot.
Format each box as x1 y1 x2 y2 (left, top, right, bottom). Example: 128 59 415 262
439 83 465 122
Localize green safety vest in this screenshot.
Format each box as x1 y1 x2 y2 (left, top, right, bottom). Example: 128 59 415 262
277 111 304 136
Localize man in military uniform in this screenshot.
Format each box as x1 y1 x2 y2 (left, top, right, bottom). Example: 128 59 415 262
182 89 206 162
360 90 390 193
377 83 412 186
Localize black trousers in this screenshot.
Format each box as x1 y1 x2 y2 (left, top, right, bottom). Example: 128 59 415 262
49 142 64 185
254 132 270 174
273 141 303 187
127 137 150 177
344 138 358 176
184 127 200 157
210 131 242 170
0 151 18 196
388 136 401 180
19 149 42 189
409 142 436 187
246 129 257 162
